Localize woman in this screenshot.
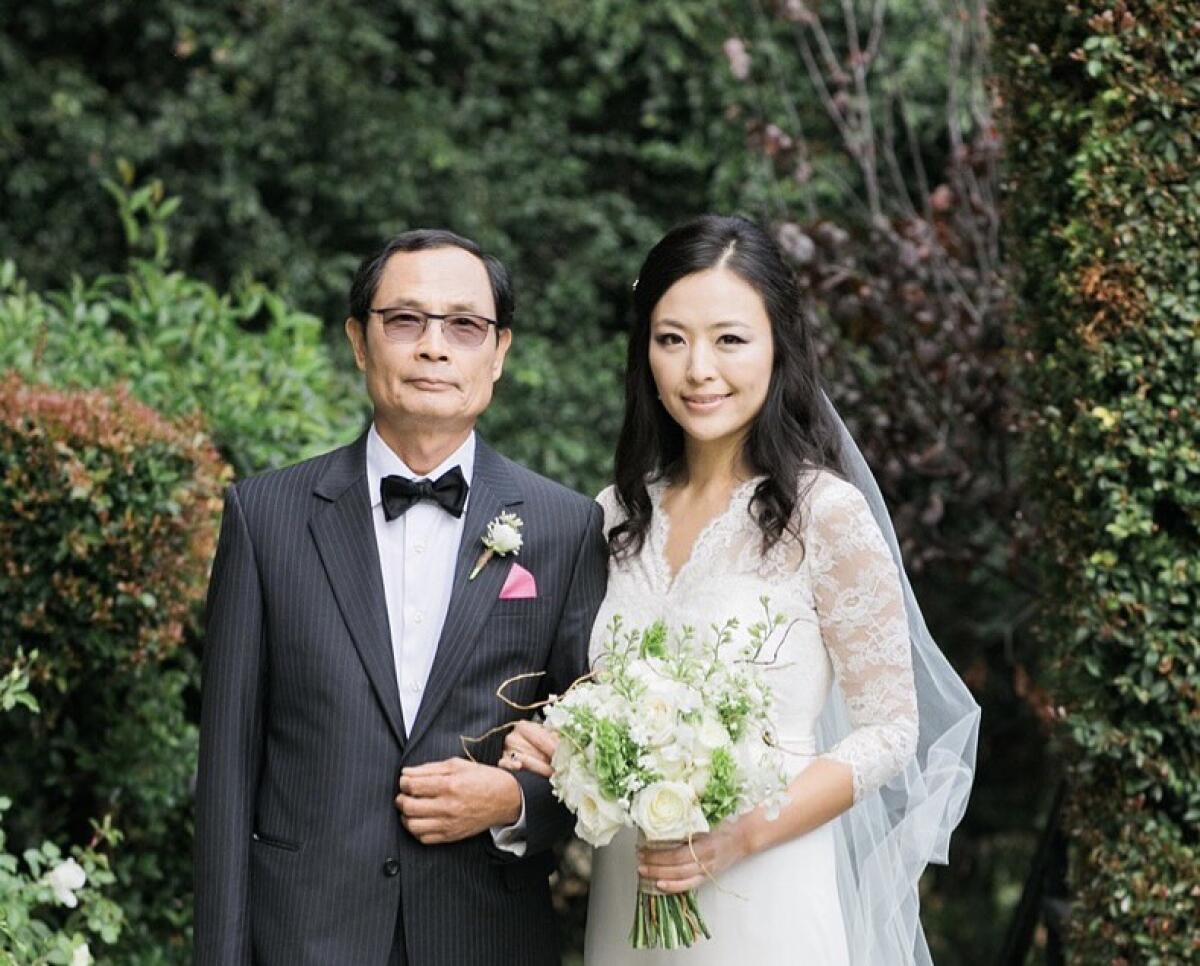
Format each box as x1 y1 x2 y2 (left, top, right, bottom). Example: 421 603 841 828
502 215 978 964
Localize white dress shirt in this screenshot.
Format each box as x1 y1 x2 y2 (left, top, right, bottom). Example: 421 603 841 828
365 424 526 852
366 423 475 734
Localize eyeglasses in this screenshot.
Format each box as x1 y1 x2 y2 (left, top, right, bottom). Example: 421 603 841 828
367 306 499 348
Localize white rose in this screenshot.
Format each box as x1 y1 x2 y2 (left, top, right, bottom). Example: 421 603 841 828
733 731 771 775
487 521 522 554
634 686 679 747
574 784 628 847
649 740 691 782
71 943 92 966
696 714 731 754
631 781 708 842
550 743 586 808
46 857 87 908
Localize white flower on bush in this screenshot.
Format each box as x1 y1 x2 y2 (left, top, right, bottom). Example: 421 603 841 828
631 781 708 842
46 857 87 907
573 783 628 847
72 942 92 966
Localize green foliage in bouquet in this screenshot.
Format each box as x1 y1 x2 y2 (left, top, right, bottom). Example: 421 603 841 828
546 607 790 950
1 651 125 965
0 175 366 479
0 376 229 961
995 1 1200 960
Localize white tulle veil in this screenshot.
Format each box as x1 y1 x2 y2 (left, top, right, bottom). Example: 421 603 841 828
816 390 981 964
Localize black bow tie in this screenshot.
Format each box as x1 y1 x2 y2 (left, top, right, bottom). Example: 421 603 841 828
380 466 469 520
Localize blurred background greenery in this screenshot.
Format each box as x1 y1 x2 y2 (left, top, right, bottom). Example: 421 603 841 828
6 0 1169 962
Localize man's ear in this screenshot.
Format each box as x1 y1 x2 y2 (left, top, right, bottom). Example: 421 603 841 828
345 317 368 372
492 326 513 382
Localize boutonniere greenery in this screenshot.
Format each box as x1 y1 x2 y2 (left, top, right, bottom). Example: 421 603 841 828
469 511 524 580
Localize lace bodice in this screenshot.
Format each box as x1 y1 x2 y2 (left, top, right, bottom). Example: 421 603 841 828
592 471 919 803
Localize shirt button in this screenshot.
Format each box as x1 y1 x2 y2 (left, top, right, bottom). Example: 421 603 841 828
383 858 400 877
414 542 426 554
412 611 424 624
408 680 423 693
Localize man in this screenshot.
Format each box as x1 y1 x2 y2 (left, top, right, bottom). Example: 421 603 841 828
194 230 607 965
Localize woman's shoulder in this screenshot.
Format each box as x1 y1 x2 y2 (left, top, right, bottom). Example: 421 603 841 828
593 483 626 533
796 467 873 531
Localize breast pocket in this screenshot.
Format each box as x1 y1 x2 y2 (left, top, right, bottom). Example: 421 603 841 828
488 597 554 621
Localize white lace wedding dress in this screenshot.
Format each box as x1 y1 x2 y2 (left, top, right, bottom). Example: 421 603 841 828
583 470 920 965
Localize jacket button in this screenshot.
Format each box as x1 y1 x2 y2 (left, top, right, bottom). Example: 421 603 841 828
383 858 400 877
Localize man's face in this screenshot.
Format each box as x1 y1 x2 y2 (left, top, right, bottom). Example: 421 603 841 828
345 247 512 435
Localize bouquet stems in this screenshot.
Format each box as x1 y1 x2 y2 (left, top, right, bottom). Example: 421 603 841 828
630 836 711 949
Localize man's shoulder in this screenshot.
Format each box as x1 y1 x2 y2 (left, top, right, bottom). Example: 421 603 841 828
492 452 598 521
232 437 362 508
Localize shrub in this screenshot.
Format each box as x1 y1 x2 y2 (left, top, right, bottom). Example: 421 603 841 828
0 650 124 965
995 1 1200 961
0 375 229 961
0 177 366 479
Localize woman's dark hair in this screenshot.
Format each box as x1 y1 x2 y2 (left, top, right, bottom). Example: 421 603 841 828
348 228 515 330
609 214 842 559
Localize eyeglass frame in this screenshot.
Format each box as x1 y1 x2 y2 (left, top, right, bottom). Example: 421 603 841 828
365 305 501 347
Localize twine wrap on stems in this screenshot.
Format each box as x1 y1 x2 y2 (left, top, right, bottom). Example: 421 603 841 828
630 832 711 949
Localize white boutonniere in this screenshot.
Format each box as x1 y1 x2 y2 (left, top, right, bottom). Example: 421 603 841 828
469 511 524 580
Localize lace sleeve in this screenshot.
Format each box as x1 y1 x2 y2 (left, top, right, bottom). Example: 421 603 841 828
806 475 919 802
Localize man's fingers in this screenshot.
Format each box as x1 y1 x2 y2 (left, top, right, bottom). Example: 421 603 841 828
402 817 447 844
394 793 442 818
401 759 458 779
397 773 449 797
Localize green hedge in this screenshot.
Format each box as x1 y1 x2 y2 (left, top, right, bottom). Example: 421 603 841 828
0 374 229 961
0 178 366 479
995 2 1200 961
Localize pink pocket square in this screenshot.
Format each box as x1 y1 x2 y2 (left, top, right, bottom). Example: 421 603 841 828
498 562 537 600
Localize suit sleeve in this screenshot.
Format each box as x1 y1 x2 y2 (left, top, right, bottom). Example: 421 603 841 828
507 500 607 858
193 483 266 965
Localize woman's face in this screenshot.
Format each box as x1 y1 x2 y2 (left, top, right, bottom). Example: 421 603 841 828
648 267 775 452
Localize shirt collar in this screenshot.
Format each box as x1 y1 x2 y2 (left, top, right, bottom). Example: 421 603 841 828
366 424 476 510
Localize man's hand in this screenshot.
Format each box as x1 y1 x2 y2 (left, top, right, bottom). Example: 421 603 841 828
395 758 523 845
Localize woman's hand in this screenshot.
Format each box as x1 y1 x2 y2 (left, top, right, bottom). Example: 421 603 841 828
637 820 753 894
499 720 559 778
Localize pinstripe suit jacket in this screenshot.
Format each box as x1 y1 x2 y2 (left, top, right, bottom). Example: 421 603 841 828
194 431 607 965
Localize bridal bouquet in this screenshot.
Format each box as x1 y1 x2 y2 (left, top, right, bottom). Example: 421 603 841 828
543 603 790 949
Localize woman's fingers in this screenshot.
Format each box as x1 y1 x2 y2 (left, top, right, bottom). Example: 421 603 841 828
504 747 554 778
500 733 554 776
511 719 560 756
501 721 558 777
653 874 707 894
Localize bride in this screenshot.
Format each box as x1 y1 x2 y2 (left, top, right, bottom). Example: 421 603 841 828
501 215 979 964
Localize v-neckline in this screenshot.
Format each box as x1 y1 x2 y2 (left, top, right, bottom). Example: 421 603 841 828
650 477 761 593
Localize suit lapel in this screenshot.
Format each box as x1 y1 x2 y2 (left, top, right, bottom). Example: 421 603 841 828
308 431 407 748
402 439 523 756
